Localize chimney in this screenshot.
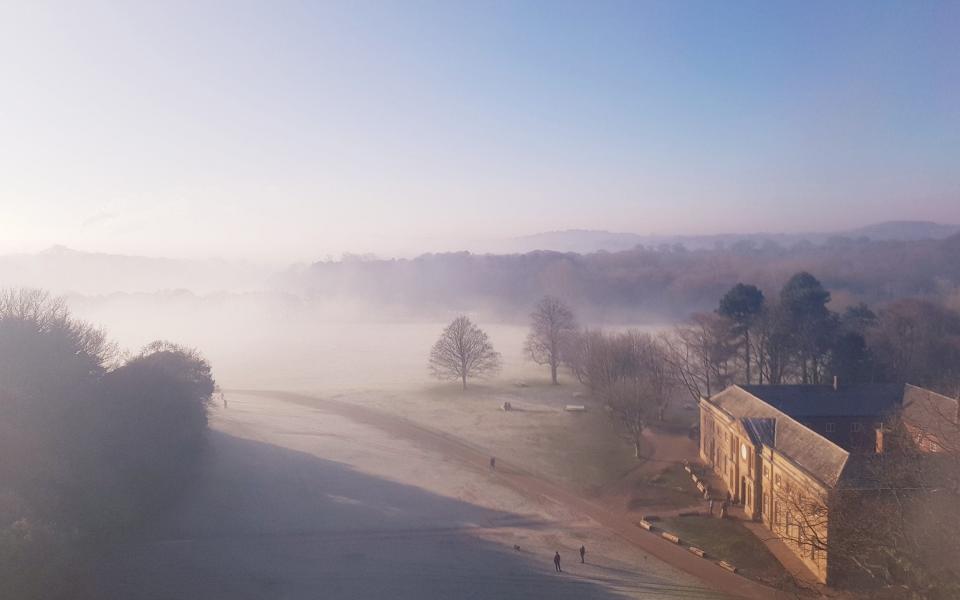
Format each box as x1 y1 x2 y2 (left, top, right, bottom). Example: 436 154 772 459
833 376 839 391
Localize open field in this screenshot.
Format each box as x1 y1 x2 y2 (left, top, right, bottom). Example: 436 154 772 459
284 380 642 494
69 301 795 596
90 392 735 599
67 296 667 390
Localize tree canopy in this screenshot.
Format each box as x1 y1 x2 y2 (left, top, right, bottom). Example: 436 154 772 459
525 296 577 384
429 316 501 390
0 289 215 599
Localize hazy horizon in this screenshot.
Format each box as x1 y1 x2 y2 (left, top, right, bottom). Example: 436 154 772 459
3 217 960 264
2 1 958 262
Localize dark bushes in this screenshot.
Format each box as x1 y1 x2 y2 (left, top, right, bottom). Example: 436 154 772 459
0 289 214 599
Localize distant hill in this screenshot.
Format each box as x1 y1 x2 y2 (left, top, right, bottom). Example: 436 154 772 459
0 246 272 295
844 221 960 242
494 221 960 254
7 220 958 297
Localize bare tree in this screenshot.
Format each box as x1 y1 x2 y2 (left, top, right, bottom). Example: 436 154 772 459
661 312 735 403
525 296 576 384
429 316 502 390
560 328 616 392
605 376 650 458
771 414 960 597
600 332 674 456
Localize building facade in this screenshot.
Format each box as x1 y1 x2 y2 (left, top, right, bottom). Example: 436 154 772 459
698 383 911 583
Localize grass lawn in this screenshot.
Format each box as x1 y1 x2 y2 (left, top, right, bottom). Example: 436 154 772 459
627 462 704 510
660 516 788 584
542 410 639 494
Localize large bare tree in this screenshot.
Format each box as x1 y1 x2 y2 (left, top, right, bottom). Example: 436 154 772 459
429 316 502 390
601 332 675 456
560 328 615 391
525 296 576 384
661 312 735 403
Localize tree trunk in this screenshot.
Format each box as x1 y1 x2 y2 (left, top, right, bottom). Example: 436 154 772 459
462 373 467 390
550 360 558 385
744 328 751 384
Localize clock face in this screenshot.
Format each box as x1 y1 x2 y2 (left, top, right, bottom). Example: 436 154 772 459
740 443 748 461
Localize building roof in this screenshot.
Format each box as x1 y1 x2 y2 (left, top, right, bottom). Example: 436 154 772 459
741 417 776 448
708 386 850 487
738 383 904 418
902 384 960 452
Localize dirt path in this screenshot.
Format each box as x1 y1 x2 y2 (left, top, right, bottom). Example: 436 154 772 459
249 389 792 600
92 390 730 599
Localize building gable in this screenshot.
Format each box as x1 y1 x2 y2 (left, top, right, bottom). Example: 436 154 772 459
707 386 850 488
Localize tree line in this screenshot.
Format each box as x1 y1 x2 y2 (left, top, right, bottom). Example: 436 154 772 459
667 271 960 395
290 233 960 321
0 289 215 600
428 273 960 465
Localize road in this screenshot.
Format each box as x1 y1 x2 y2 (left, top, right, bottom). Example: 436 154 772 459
91 391 750 599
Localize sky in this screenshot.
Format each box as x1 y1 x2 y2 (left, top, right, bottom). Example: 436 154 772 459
0 1 958 262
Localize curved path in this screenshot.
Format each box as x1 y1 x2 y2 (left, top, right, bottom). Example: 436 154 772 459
254 390 791 600
91 390 779 599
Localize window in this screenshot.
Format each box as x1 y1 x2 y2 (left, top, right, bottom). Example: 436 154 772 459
851 422 863 433
825 422 836 433
775 473 782 488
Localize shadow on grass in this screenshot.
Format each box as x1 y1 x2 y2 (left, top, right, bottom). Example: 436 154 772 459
660 516 787 585
85 430 717 600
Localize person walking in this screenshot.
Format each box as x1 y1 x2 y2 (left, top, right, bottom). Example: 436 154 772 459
579 545 585 563
553 551 562 573
489 456 496 470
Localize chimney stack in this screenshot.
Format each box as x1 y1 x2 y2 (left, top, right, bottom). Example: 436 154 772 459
833 376 839 391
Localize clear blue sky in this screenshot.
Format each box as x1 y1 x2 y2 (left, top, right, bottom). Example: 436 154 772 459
1 1 957 260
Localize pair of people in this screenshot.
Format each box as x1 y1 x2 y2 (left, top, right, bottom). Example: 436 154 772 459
553 546 586 572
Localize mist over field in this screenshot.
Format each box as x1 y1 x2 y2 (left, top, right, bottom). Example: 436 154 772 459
3 2 958 596
68 295 535 390
13 224 953 394
64 292 662 390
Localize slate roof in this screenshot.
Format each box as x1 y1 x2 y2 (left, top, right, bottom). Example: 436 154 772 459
902 384 960 451
738 384 904 418
741 417 776 448
708 386 850 487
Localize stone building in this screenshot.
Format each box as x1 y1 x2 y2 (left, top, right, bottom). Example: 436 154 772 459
698 382 954 583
